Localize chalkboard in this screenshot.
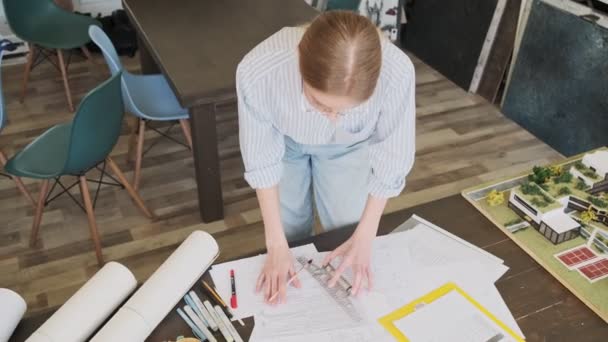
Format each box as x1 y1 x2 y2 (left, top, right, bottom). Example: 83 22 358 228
402 0 499 90
502 0 608 156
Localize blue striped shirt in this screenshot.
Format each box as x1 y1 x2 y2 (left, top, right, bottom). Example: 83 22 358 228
236 27 415 198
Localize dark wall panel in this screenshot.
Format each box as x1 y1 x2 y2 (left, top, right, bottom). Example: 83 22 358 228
502 0 608 156
403 0 498 90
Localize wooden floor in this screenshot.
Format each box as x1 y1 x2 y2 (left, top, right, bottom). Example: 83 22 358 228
0 51 563 318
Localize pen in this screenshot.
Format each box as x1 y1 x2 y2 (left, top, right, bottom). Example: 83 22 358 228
176 308 207 342
201 280 245 326
183 305 216 342
201 280 230 313
230 269 238 309
214 305 243 342
204 300 234 342
188 291 217 331
183 294 209 327
268 259 312 303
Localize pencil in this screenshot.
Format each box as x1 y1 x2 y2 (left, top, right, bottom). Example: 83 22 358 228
201 280 245 326
268 259 312 302
202 280 228 308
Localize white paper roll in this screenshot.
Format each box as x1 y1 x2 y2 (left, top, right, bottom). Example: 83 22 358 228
88 308 149 341
91 231 219 341
25 262 137 342
0 288 27 342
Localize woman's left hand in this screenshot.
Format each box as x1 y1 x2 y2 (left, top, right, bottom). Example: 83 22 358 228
322 225 376 296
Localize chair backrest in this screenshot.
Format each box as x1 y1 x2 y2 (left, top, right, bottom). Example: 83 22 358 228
88 26 123 76
0 48 6 132
2 0 58 41
88 26 145 118
0 38 18 132
62 73 124 174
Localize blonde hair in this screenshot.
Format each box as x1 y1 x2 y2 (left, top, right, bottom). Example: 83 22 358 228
298 11 382 102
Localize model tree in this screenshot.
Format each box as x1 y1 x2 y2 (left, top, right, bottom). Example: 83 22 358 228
486 190 504 206
580 207 597 224
576 180 589 190
588 196 608 208
528 166 552 184
554 171 573 184
550 165 563 177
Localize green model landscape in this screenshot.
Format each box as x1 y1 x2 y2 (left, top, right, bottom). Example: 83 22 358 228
466 158 608 318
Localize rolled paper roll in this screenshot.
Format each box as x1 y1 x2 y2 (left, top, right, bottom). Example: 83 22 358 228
91 231 219 341
0 288 27 342
25 262 137 342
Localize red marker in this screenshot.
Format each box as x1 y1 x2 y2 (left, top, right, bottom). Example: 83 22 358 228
230 269 238 309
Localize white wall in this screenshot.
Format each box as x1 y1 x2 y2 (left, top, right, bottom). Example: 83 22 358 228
73 0 123 16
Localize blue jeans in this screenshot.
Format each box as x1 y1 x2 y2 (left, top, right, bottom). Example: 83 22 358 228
280 136 369 241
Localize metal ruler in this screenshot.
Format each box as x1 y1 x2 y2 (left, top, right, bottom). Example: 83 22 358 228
296 256 363 323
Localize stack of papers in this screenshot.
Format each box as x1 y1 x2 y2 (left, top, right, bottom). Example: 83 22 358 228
209 244 319 320
209 215 524 341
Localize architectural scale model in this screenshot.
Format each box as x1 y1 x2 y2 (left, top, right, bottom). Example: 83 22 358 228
463 148 608 322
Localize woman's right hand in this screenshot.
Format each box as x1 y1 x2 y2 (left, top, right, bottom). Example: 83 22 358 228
256 242 301 305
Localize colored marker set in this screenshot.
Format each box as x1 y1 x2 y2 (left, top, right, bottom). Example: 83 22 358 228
177 288 243 342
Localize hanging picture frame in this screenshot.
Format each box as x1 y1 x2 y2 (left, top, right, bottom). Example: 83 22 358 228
306 0 403 42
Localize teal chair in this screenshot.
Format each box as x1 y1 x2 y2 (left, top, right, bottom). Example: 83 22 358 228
89 26 193 191
2 0 100 112
0 39 35 207
4 73 154 266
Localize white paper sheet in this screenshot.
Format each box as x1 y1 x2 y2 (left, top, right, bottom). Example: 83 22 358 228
409 215 504 264
475 284 524 338
250 324 391 342
251 287 392 342
252 269 357 339
405 224 506 282
0 288 27 342
248 216 523 341
393 291 517 342
91 230 219 341
378 258 520 338
25 262 136 342
209 243 318 320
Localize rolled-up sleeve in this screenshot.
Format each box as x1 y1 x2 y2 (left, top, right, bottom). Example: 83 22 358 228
368 64 416 198
237 68 285 189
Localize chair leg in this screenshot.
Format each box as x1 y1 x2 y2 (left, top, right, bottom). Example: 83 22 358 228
79 176 104 266
133 119 145 191
20 44 36 103
56 49 74 112
126 117 139 164
0 150 36 207
106 157 155 219
30 179 50 248
179 119 193 149
80 46 96 66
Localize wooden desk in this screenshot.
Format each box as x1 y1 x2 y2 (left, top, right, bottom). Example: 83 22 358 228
10 195 608 341
122 0 318 222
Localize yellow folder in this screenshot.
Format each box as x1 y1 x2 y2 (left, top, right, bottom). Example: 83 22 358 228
378 282 525 342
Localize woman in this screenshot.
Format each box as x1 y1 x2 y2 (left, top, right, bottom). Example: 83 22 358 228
237 10 415 305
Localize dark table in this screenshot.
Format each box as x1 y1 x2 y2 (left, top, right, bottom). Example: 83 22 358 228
10 195 608 341
122 0 318 222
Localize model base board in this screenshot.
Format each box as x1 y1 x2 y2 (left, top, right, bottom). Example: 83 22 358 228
462 147 608 322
